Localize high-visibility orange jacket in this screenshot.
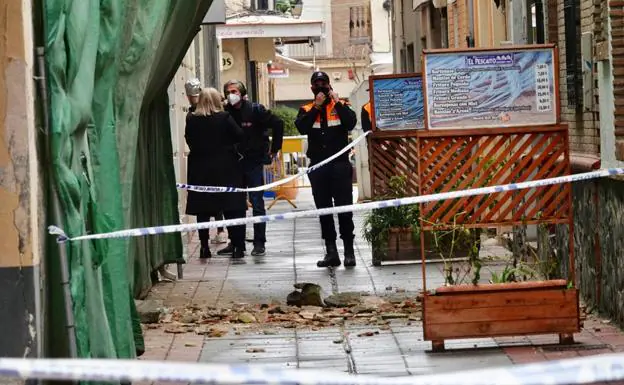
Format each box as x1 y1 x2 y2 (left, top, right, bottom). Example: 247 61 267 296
295 98 357 164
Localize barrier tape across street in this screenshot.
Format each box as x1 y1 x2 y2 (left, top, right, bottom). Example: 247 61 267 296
1 353 624 384
176 131 371 193
48 167 624 243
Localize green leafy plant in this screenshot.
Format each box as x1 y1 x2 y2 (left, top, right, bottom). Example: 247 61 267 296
271 106 299 136
275 0 292 13
488 262 539 284
362 176 420 252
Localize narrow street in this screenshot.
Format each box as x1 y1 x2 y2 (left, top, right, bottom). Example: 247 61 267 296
136 187 624 384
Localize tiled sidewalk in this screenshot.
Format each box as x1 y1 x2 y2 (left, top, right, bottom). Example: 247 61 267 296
139 188 624 384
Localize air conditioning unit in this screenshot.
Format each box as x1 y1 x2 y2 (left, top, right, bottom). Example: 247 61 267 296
332 71 342 80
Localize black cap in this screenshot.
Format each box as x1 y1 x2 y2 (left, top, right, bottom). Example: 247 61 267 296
310 71 330 84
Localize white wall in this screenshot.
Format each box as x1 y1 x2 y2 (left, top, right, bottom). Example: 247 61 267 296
285 0 333 58
168 36 203 239
370 0 392 53
275 64 362 102
349 81 372 200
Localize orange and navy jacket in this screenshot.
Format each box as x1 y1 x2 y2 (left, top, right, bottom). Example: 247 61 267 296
295 98 357 164
361 102 372 132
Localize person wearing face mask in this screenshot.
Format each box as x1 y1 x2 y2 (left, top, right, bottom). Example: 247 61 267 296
221 79 284 257
295 71 358 268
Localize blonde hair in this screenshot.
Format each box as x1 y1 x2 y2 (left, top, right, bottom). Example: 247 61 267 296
193 88 224 116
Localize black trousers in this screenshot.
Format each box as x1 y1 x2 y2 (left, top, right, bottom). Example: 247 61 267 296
214 211 224 233
197 210 245 248
308 159 355 242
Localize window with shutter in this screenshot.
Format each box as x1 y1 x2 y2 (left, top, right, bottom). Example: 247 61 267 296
563 0 581 108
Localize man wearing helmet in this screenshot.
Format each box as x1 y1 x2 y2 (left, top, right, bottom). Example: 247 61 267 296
295 71 358 268
184 78 202 115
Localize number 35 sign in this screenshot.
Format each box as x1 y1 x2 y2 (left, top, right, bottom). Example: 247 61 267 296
221 52 234 71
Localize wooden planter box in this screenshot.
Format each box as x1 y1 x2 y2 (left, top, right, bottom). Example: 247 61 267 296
371 227 477 266
372 227 419 266
423 279 580 351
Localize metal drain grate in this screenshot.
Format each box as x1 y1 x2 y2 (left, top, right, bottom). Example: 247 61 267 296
540 344 610 352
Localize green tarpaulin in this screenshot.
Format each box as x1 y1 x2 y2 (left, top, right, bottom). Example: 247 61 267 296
40 0 212 380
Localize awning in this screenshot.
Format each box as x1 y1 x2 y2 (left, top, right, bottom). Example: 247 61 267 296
369 52 393 75
275 53 315 70
216 15 323 39
413 0 429 10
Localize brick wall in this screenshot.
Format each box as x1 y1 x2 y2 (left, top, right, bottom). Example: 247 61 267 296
554 0 604 155
446 0 468 48
547 1 558 43
610 1 624 160
331 0 370 59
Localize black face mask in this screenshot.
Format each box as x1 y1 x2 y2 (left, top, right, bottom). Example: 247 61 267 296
312 86 330 97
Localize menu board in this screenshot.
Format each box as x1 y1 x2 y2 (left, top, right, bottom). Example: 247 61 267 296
369 74 425 131
423 46 558 130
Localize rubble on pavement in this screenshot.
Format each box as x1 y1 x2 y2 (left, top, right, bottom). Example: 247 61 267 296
142 288 423 337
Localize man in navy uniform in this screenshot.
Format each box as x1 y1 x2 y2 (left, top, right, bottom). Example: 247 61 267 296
295 71 358 268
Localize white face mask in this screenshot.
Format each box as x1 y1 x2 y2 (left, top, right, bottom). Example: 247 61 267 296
227 93 241 105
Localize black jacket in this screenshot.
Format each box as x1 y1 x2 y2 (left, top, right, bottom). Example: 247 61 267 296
361 103 372 132
225 100 284 165
295 99 357 164
184 111 246 215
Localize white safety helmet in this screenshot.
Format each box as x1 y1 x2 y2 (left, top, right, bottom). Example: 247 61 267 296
184 78 202 97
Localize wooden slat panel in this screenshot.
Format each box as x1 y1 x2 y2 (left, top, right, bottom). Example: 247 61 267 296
417 129 571 227
424 288 576 310
369 128 571 228
370 136 419 197
433 279 568 294
426 302 577 324
423 288 580 340
424 318 579 340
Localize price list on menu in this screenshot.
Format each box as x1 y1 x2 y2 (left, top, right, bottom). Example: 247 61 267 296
535 63 552 112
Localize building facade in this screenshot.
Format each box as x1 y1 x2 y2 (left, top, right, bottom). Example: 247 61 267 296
392 0 449 74
0 0 43 362
438 0 624 327
273 0 393 107
217 0 324 107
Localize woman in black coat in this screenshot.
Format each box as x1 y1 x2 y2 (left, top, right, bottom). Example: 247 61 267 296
185 87 247 259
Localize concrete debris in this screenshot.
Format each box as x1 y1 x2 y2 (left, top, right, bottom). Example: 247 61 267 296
287 283 325 307
135 299 164 324
237 312 257 324
148 291 423 336
324 292 363 307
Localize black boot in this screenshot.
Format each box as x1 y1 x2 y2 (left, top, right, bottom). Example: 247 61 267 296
200 247 212 259
232 245 245 259
317 240 341 268
217 243 234 255
343 239 356 267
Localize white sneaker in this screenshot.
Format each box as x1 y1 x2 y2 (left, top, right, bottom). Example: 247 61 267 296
211 232 228 244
